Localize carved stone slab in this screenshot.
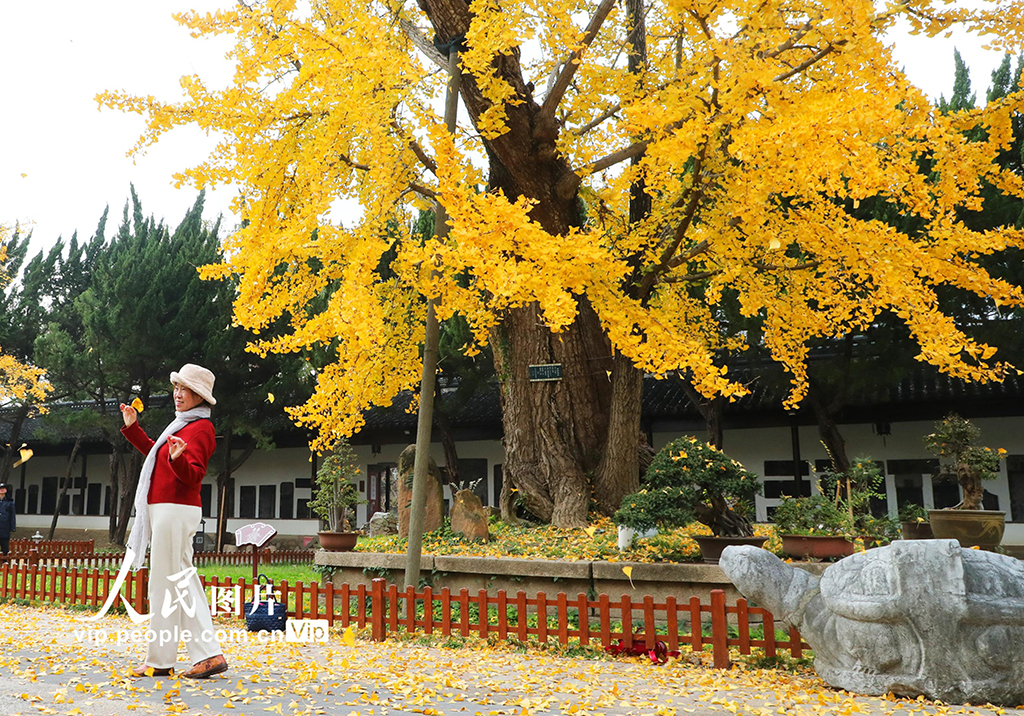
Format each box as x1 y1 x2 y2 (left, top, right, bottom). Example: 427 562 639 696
720 540 1024 705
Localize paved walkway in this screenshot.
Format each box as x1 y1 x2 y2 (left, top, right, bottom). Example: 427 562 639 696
0 603 1020 716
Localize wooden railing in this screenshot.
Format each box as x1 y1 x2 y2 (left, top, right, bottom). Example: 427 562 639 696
2 548 315 569
0 564 807 669
8 539 96 558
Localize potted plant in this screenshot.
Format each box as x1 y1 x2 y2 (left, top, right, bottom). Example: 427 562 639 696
819 459 896 548
773 493 856 559
308 439 364 551
614 436 765 563
924 414 1006 549
897 502 933 540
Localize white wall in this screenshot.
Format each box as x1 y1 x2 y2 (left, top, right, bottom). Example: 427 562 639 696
654 415 1024 527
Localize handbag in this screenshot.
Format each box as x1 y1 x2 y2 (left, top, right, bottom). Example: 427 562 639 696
243 573 287 632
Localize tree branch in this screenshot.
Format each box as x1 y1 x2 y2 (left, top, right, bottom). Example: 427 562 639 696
399 18 448 70
391 120 438 174
340 154 436 198
748 259 821 272
773 43 839 82
663 269 720 283
539 0 617 122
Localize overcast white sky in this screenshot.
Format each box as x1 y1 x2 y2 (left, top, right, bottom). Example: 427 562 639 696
0 2 1016 261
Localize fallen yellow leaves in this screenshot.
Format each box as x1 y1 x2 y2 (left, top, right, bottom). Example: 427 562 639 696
0 601 1020 716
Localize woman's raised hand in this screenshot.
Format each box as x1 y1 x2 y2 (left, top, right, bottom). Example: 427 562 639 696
119 403 138 427
167 435 188 462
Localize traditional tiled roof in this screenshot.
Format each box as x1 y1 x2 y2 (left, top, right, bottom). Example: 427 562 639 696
4 365 1022 447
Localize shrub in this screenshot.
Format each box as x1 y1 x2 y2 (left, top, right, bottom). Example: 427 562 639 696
614 436 762 537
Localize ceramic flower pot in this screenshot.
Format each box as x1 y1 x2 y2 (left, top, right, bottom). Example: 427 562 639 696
927 509 1004 550
780 534 855 560
318 531 359 552
900 521 934 540
693 535 768 564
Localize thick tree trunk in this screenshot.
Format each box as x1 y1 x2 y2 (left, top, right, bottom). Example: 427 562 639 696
423 0 645 527
592 355 642 514
48 437 82 540
491 301 613 527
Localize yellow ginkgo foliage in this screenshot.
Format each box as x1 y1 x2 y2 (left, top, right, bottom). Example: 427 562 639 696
99 0 1024 526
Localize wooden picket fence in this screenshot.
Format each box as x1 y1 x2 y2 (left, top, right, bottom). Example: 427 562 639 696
3 548 315 570
0 563 807 669
9 539 96 558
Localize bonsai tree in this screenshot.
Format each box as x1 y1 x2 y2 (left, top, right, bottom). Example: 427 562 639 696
775 459 897 543
614 436 762 537
773 494 853 537
925 414 1004 510
308 439 363 532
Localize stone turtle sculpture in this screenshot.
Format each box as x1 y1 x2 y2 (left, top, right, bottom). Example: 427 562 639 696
719 540 1024 705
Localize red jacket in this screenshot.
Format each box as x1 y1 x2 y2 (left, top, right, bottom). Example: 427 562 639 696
121 419 216 507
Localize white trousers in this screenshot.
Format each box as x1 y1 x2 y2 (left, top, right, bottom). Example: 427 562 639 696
146 503 221 668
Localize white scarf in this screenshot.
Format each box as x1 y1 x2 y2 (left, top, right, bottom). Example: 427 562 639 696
126 406 211 570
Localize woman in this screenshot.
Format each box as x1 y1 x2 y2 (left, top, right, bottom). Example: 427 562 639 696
0 482 15 557
121 363 227 679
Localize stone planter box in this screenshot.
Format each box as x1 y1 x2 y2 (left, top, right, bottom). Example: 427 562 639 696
315 551 828 617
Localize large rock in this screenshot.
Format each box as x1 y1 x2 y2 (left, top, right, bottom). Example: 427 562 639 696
367 511 398 537
719 540 1024 706
450 490 489 542
397 445 444 537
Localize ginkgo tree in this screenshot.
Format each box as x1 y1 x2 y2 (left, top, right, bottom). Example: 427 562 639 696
101 0 1024 526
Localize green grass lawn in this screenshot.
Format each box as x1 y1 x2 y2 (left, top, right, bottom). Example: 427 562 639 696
196 563 320 585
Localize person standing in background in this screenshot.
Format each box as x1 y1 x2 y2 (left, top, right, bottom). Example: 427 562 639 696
0 482 15 556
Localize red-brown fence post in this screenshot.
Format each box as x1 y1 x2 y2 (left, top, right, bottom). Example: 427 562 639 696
134 569 147 614
497 590 508 640
689 596 703 652
406 586 417 633
478 589 489 639
643 595 656 651
763 610 777 657
370 578 385 642
710 589 730 669
789 626 803 658
737 598 751 655
423 586 434 635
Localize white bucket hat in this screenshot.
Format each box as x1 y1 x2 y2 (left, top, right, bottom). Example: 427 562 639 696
169 363 217 405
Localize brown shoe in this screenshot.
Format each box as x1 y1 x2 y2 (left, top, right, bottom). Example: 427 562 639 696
131 664 173 677
182 654 228 679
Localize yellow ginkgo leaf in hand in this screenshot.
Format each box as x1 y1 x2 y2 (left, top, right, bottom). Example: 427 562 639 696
342 626 356 646
267 392 275 404
622 565 635 588
131 397 145 412
13 447 33 467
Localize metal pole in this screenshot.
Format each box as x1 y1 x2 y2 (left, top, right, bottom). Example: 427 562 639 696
404 46 461 591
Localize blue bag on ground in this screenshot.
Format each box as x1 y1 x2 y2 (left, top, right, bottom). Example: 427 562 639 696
243 573 287 632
